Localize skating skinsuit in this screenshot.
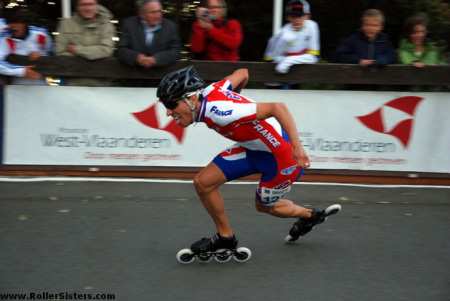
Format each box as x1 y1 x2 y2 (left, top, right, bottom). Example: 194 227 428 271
196 79 303 206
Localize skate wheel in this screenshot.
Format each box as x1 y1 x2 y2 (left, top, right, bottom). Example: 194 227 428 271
284 234 297 243
176 248 195 264
325 204 342 216
197 253 213 263
233 247 252 263
214 250 232 263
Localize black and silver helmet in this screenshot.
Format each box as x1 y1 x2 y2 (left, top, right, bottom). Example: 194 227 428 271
157 66 205 109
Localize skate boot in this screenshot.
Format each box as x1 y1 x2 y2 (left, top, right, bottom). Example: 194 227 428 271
176 233 252 264
191 233 238 256
285 204 342 243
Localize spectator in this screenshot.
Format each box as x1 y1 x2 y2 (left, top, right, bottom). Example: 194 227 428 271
0 18 7 34
55 0 115 86
398 14 446 67
190 0 243 61
56 0 115 60
116 0 181 68
0 8 51 85
335 9 395 66
264 0 320 74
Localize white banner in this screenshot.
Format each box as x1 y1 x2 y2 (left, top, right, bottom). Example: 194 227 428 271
4 86 232 167
4 86 450 173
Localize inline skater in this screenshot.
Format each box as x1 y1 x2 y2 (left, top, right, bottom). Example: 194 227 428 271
156 66 341 263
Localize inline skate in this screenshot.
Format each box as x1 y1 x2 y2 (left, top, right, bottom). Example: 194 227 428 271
285 204 342 243
176 233 252 264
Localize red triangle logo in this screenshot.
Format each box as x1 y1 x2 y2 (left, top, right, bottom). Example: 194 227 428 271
356 96 423 148
357 108 385 133
132 103 186 144
387 119 413 148
385 96 423 116
132 103 159 129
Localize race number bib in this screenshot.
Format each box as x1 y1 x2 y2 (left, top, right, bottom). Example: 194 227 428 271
257 184 292 206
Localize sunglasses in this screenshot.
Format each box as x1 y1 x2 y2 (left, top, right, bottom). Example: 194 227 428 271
160 91 197 110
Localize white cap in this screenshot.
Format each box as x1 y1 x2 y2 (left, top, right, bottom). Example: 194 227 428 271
300 0 311 14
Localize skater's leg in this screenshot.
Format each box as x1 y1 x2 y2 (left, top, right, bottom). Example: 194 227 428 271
251 148 311 218
193 162 234 237
255 198 313 218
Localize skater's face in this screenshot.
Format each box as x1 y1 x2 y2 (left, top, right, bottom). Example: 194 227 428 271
165 98 195 127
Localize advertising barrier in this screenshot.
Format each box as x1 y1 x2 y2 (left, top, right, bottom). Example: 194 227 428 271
4 85 450 173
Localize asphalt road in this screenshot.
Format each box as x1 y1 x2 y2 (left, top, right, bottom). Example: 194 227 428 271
0 179 449 301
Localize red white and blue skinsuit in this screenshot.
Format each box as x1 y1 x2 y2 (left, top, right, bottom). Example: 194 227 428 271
196 79 303 206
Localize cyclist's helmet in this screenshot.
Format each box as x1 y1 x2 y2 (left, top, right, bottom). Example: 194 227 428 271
157 66 205 110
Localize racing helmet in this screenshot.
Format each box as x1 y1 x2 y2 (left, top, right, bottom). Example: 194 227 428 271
157 66 205 110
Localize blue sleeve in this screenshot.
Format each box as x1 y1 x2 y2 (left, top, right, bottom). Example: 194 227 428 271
214 79 233 91
226 81 233 91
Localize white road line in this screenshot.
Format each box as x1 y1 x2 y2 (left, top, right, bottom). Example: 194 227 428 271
0 176 449 189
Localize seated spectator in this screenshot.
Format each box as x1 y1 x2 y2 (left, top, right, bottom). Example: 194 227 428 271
398 14 446 67
335 9 395 66
56 0 115 60
190 0 242 62
116 0 181 68
0 8 51 85
264 0 320 74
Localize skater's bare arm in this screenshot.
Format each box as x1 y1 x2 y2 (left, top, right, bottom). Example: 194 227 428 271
256 102 310 168
224 68 248 93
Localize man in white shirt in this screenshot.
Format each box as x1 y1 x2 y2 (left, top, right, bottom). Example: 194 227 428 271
0 8 51 84
264 0 320 74
0 18 7 34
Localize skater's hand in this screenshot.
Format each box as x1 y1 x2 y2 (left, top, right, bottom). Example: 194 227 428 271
293 145 310 168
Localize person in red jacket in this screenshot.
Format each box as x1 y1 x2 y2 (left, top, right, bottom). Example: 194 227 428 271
190 0 242 61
